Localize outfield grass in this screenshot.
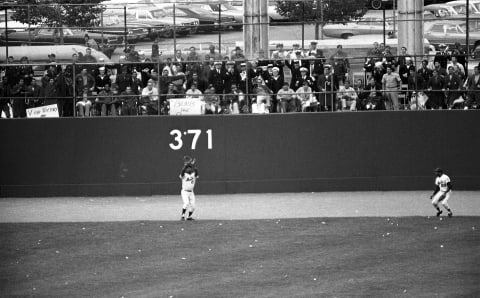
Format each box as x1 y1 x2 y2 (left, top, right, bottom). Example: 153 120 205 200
1 217 479 297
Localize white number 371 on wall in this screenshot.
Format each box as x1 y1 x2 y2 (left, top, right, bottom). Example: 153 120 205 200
169 129 213 150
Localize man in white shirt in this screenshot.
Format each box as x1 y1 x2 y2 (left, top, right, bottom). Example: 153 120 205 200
430 168 453 217
337 81 358 111
296 81 317 112
382 65 402 110
141 79 159 115
277 82 296 113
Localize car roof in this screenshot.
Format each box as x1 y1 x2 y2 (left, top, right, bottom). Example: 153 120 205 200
424 3 458 10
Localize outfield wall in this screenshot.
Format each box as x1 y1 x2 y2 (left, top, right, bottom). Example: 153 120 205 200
1 111 479 197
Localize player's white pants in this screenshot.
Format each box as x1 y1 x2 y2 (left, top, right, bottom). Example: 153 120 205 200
181 190 195 212
432 191 452 208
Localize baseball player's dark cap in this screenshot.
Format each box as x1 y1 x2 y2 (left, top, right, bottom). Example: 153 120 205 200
434 167 443 173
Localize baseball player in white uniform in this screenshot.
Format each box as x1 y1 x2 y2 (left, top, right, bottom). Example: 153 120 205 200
180 157 199 221
430 168 453 217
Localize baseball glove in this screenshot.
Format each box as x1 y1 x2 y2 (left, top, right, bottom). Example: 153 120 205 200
183 155 196 166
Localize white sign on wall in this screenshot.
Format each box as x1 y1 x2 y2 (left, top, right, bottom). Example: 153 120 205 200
169 98 203 115
26 104 59 118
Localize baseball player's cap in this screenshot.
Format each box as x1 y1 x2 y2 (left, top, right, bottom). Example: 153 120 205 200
300 67 308 72
434 167 443 173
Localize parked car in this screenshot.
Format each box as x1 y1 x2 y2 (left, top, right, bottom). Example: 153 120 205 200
424 20 480 50
444 0 480 14
191 3 243 30
123 7 199 38
0 26 123 47
268 5 290 22
0 9 38 33
322 17 394 39
156 4 237 32
423 4 461 18
0 45 111 63
88 14 149 42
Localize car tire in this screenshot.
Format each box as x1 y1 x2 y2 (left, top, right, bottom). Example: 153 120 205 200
163 29 174 38
341 33 353 39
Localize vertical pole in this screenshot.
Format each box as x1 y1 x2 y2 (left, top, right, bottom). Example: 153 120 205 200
466 0 470 75
28 4 31 45
157 61 161 116
4 9 8 59
218 4 222 57
73 62 76 117
383 7 386 46
124 6 127 54
173 3 177 55
101 10 104 44
320 0 324 40
302 0 305 50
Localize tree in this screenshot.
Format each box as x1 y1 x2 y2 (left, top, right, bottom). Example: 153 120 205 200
11 0 104 44
275 0 368 39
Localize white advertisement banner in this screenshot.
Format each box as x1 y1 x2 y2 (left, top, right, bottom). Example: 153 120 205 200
26 104 59 118
169 98 203 115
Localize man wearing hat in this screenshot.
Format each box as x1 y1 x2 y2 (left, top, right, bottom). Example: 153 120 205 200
434 44 450 69
231 46 246 71
430 168 453 217
287 43 304 60
267 66 284 113
307 41 325 62
208 60 226 96
293 66 314 90
223 60 240 94
307 55 323 82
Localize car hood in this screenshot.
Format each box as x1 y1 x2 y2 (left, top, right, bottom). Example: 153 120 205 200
161 16 199 24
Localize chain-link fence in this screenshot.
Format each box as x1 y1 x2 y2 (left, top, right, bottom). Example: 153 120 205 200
1 0 479 118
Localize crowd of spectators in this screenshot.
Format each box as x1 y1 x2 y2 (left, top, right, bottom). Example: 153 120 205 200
1 40 479 118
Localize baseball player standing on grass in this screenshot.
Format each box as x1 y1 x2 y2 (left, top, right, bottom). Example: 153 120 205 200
180 156 199 221
430 168 453 217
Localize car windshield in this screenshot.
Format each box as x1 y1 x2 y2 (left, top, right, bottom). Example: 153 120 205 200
474 3 480 12
185 7 210 15
450 4 467 14
150 10 167 18
163 8 189 17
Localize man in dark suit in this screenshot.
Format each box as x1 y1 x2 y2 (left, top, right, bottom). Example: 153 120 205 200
427 69 446 109
418 60 433 83
465 66 480 109
208 61 226 96
444 66 463 107
317 65 339 111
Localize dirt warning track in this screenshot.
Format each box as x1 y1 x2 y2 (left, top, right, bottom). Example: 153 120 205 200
0 191 479 223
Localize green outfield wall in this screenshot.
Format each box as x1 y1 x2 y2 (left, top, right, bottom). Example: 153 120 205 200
1 111 479 197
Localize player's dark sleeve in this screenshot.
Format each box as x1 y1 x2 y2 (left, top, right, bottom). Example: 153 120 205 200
194 169 199 178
